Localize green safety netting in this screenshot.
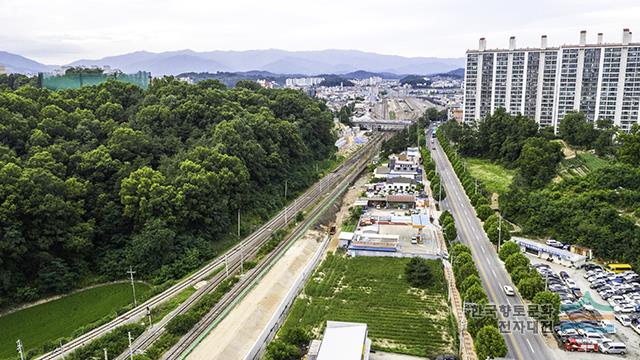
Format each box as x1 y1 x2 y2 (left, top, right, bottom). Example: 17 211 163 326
40 71 151 90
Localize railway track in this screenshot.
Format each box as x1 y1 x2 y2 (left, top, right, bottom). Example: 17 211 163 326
38 134 383 360
156 135 383 360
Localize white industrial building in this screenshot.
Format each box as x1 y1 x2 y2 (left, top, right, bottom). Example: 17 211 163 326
308 321 371 360
463 29 640 132
513 238 587 268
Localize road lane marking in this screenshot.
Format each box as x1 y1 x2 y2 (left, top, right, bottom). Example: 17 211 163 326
527 339 534 353
491 269 497 277
481 246 486 254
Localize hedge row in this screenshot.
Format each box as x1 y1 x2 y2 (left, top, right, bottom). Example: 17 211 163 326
450 243 507 359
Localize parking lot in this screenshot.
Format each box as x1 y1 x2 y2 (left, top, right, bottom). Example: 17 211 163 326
526 253 640 358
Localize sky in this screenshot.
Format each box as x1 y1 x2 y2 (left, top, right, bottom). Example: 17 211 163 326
1 0 640 64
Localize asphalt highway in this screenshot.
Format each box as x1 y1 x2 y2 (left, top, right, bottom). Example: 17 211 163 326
428 128 555 360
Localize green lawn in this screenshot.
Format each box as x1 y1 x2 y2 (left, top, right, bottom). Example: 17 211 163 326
0 282 151 359
279 255 456 358
464 157 516 195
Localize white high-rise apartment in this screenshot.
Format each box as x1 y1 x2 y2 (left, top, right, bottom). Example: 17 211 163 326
463 29 640 132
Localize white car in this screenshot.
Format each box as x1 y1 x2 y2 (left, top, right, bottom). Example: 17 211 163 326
503 285 515 296
578 331 611 343
565 279 578 289
546 239 563 247
614 304 636 313
600 342 627 355
615 313 632 327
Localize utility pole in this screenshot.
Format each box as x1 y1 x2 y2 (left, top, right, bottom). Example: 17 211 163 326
225 253 229 278
127 331 133 360
284 180 288 224
146 306 152 328
475 179 478 194
103 348 108 360
237 209 241 238
17 340 24 360
545 273 549 291
127 266 137 307
60 340 65 359
438 179 442 201
240 242 244 273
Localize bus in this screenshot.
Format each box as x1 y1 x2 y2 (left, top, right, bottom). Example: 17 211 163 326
607 263 633 274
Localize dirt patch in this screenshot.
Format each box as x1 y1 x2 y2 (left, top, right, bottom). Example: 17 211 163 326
186 230 324 360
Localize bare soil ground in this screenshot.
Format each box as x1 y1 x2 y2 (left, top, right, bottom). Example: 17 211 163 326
186 230 324 360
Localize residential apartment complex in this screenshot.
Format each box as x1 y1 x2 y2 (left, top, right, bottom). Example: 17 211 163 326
463 29 640 131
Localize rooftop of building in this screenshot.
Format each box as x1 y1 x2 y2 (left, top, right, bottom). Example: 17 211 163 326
513 237 587 262
467 29 638 54
387 177 416 184
317 321 369 360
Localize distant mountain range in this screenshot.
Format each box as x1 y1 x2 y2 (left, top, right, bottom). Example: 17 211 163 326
0 49 464 76
0 51 54 74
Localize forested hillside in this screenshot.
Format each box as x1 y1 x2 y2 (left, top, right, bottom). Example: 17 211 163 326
439 110 640 269
0 77 336 306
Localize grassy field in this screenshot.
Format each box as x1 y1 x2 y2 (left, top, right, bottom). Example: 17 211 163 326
280 255 456 358
0 282 151 359
464 157 516 195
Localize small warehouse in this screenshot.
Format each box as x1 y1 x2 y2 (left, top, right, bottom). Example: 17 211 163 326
513 238 587 268
310 321 371 360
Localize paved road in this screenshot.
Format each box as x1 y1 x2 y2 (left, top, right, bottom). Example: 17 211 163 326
428 128 555 360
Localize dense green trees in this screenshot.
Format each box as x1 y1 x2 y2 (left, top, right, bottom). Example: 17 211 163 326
502 163 640 269
617 124 640 166
559 112 598 147
265 327 309 360
405 257 434 288
337 103 354 126
515 137 562 189
474 326 508 360
0 78 337 305
498 241 519 261
531 291 561 328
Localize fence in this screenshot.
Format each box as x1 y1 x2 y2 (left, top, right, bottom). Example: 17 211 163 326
40 71 151 90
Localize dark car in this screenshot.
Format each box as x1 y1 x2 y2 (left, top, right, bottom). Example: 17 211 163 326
584 264 603 271
435 355 458 360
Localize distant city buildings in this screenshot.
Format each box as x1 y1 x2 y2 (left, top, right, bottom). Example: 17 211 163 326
256 79 277 88
285 77 324 88
0 65 6 75
463 29 640 131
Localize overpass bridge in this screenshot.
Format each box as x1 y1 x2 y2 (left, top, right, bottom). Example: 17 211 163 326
351 118 415 131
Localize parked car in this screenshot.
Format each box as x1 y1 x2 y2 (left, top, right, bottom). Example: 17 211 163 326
578 331 611 343
599 341 627 355
615 313 632 327
546 239 563 248
584 263 603 271
614 304 636 313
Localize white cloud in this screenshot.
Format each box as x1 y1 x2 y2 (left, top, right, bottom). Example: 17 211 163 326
0 0 638 64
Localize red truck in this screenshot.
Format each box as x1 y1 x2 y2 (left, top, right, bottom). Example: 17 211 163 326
563 338 599 352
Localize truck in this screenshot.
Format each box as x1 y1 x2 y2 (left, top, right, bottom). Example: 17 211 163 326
563 338 599 352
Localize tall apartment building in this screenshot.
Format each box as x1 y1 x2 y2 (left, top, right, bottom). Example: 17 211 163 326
463 29 640 132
